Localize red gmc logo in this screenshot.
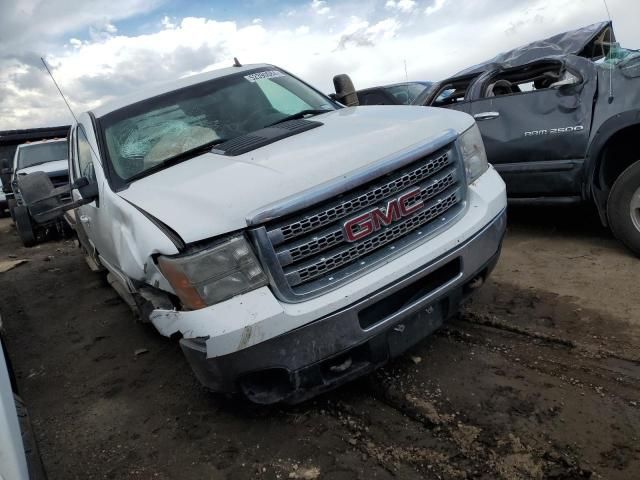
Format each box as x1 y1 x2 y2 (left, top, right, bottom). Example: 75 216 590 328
343 188 425 242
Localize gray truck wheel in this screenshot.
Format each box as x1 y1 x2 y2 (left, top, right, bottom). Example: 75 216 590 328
8 198 17 223
14 205 37 247
607 159 640 257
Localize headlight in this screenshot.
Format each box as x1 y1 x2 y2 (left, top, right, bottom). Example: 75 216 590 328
158 235 268 310
459 124 489 184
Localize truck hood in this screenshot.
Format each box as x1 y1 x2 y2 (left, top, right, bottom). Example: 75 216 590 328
118 106 474 244
15 159 68 176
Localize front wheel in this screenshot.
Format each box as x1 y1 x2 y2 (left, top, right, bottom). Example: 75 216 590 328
607 159 640 257
7 198 17 223
14 205 37 247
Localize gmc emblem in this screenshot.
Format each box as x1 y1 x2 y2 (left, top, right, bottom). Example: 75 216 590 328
343 188 424 242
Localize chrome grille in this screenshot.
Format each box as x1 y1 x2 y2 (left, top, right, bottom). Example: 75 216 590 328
276 152 450 242
251 135 467 303
288 190 460 286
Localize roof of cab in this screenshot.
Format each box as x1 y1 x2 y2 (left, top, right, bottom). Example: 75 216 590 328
90 63 272 118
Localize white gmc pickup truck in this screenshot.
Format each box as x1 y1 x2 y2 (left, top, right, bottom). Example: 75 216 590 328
57 64 506 404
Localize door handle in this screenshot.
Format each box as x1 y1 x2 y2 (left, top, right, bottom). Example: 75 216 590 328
79 215 91 224
474 111 500 121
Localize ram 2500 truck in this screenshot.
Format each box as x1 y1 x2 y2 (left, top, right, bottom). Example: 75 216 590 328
53 63 506 404
415 22 640 256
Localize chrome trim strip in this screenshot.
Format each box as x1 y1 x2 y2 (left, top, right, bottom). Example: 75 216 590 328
246 128 458 226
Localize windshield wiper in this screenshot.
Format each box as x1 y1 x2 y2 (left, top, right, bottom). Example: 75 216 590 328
266 109 330 127
125 137 227 183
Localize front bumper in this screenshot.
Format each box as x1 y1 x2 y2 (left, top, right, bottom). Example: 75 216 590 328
180 207 506 404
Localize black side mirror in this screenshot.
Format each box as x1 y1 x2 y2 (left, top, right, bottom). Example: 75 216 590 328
73 177 99 201
333 74 360 107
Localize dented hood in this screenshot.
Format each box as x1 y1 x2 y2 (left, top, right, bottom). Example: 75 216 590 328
457 21 615 76
118 106 474 244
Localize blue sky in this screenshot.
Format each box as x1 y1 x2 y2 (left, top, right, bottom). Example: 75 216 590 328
1 0 637 129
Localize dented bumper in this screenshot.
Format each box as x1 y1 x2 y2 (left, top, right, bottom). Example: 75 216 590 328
147 167 506 403
179 208 505 404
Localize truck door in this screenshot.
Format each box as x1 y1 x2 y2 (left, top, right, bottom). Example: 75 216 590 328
470 59 596 197
69 125 98 257
423 74 479 115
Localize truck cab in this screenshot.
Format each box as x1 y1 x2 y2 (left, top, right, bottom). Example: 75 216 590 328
9 138 70 246
60 63 506 403
415 22 640 256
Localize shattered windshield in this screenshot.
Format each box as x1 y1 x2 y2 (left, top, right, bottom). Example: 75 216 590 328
101 68 335 181
17 141 68 170
600 44 640 66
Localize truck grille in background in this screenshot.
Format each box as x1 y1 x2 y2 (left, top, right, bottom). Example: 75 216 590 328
49 174 71 200
253 142 467 302
49 174 69 189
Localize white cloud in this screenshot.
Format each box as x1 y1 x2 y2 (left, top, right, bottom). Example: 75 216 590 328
425 0 446 15
336 17 400 49
2 0 640 129
385 0 417 13
295 25 311 35
89 20 118 41
310 0 330 15
69 38 83 49
161 16 176 29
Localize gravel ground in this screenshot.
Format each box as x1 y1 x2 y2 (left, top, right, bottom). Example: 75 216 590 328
0 205 638 480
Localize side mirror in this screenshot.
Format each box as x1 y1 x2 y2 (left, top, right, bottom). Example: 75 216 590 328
333 74 360 107
25 175 99 224
73 177 99 201
1 167 12 175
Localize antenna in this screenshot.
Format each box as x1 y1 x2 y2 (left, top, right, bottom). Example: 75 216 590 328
41 56 102 169
40 57 79 123
233 57 242 67
602 0 612 21
602 0 614 103
404 59 409 102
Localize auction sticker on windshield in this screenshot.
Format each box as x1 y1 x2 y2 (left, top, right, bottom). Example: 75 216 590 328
244 70 285 82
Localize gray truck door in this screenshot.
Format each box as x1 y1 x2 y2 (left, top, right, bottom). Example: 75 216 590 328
470 59 597 197
423 74 479 115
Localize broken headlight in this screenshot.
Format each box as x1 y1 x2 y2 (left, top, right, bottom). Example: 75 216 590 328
459 124 489 184
158 236 268 310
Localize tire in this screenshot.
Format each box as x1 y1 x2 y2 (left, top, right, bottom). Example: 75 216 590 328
8 198 17 223
607 159 640 257
13 205 37 247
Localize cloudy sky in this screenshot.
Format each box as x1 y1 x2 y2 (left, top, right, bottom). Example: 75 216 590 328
1 0 637 129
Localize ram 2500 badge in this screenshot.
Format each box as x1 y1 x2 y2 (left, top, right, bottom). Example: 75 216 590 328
54 63 506 404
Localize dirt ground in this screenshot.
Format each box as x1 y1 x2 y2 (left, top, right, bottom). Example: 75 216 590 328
0 205 638 480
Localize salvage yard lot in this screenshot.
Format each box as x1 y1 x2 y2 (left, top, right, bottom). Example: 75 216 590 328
0 206 639 480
